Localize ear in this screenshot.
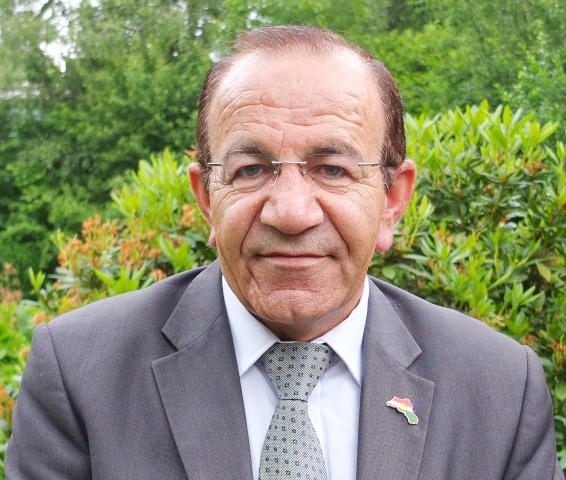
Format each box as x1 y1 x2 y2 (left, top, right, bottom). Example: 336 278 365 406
375 159 416 252
189 163 217 247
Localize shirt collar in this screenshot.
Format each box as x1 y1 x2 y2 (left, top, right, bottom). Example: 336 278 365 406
223 276 368 386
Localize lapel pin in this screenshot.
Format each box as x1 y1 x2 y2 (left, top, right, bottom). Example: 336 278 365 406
386 396 419 425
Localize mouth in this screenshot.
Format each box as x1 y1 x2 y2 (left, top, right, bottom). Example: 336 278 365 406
258 252 327 268
261 250 326 258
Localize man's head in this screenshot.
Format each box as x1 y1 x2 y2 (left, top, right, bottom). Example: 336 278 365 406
190 25 415 341
196 26 405 191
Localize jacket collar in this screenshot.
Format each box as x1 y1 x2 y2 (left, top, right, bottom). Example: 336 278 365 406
356 279 435 479
152 261 254 479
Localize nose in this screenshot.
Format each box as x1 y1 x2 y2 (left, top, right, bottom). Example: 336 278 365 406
259 162 324 235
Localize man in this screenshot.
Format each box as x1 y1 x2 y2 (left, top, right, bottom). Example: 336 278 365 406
6 26 562 479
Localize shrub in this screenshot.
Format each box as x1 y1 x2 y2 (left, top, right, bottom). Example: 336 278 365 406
0 266 28 474
0 264 23 306
0 302 29 476
0 222 57 294
24 149 214 317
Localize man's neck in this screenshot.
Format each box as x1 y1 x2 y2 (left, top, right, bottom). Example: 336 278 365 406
253 298 362 341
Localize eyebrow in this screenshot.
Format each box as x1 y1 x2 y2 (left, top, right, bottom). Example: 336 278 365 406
221 141 363 161
222 143 271 160
307 143 363 160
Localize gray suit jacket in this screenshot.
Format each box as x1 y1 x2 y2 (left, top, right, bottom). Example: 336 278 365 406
6 261 563 479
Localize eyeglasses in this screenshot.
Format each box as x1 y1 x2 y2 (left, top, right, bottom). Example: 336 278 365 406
207 153 385 193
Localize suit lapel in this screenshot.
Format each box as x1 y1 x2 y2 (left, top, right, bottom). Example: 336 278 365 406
151 262 253 479
151 264 434 479
357 280 435 480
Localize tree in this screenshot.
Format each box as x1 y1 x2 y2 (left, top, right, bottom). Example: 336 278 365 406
0 0 221 289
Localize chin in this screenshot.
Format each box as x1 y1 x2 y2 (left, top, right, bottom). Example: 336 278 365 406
256 292 341 323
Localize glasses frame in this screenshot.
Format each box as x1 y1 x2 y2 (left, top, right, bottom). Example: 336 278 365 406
206 159 386 183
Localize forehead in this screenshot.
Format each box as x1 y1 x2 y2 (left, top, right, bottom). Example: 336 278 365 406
207 49 384 156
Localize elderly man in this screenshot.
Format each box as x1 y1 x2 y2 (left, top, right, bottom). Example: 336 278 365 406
7 26 562 479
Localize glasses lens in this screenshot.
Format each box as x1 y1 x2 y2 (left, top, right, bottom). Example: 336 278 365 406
221 153 275 191
304 154 364 190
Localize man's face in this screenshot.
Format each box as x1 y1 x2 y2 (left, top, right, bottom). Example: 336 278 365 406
190 50 415 340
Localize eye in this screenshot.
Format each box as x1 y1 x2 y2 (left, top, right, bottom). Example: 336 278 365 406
320 165 346 177
229 153 273 180
306 154 358 191
237 164 263 177
229 155 275 191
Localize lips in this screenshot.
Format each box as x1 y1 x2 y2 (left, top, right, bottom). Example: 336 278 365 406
257 253 327 270
261 252 324 258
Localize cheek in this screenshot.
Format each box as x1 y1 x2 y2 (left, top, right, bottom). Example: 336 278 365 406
325 194 383 250
209 193 262 252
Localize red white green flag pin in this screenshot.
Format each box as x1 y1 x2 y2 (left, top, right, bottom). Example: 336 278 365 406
386 396 419 425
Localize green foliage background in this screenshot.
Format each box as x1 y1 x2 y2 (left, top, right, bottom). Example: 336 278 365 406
1 0 566 477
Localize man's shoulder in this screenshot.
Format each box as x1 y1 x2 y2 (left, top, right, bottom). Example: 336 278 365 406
43 265 211 344
27 265 218 388
368 275 527 365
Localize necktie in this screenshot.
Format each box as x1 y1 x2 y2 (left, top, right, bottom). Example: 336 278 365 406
259 342 336 480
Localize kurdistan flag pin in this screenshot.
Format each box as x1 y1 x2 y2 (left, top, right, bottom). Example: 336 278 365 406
386 396 419 425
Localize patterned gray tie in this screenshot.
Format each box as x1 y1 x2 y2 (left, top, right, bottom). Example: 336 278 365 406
259 342 336 480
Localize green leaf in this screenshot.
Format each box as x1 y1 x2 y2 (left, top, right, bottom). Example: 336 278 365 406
381 266 396 280
536 262 552 282
555 382 566 403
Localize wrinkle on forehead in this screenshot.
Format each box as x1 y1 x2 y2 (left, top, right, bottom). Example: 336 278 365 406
208 50 384 159
215 86 370 127
222 104 367 132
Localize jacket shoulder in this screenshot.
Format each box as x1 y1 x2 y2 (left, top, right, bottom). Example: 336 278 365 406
369 275 522 355
47 265 208 333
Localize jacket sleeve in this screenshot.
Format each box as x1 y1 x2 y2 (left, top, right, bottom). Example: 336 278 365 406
504 346 564 480
5 324 91 479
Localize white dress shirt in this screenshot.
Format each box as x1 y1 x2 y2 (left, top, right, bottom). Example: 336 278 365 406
223 276 369 480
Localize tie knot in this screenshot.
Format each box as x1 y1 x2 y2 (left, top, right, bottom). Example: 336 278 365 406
260 343 336 401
